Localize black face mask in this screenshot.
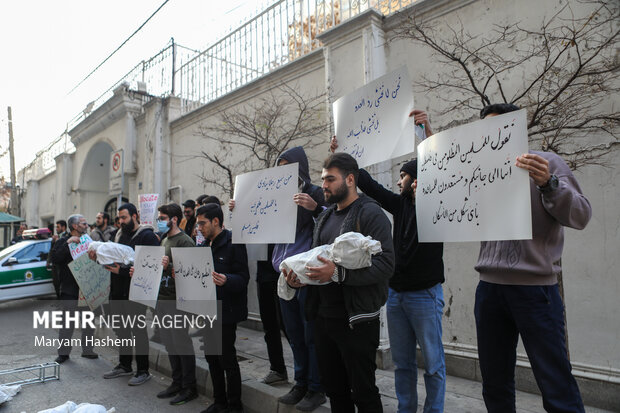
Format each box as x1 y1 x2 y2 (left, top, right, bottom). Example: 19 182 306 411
121 220 135 233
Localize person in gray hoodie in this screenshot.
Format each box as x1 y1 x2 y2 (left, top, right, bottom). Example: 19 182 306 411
473 103 591 413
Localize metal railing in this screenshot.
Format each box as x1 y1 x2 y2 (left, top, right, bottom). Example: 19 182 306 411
20 0 417 183
176 0 417 113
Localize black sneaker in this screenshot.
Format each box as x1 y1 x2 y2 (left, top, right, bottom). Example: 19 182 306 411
81 351 99 359
296 390 327 411
200 403 228 413
278 385 307 405
54 355 69 364
157 383 182 399
170 387 198 405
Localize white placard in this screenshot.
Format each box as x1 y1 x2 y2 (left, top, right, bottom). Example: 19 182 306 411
129 246 165 307
69 234 92 260
139 193 159 226
334 67 415 167
231 163 298 244
416 109 532 242
172 247 217 316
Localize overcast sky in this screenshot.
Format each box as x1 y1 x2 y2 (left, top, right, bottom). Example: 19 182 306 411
0 0 267 177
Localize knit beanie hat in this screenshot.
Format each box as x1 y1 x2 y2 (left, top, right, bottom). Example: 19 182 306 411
400 159 417 179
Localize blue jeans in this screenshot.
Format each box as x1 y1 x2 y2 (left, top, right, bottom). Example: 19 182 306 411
387 284 446 413
474 281 584 413
279 287 323 392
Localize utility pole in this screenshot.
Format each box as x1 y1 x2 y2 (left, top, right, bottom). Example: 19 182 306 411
7 107 17 216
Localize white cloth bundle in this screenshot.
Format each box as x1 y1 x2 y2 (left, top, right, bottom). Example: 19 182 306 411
38 401 116 413
87 241 135 266
0 384 20 405
278 232 382 300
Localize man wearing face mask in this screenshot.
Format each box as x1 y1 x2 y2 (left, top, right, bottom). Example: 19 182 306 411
98 203 159 386
152 203 198 404
50 214 98 364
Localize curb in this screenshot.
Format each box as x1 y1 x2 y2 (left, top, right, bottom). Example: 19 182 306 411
148 341 331 413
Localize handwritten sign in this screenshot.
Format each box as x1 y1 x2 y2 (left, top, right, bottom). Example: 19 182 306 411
231 163 298 244
68 254 110 310
416 109 532 242
129 246 165 307
69 234 93 260
334 67 415 167
139 193 159 226
172 247 217 316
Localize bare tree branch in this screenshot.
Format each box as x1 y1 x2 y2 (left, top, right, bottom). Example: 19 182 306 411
391 0 619 169
190 83 330 196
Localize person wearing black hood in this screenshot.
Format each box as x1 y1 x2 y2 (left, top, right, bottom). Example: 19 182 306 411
272 146 327 411
331 110 446 412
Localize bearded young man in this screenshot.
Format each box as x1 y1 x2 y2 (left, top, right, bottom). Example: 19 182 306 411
96 203 160 386
286 152 395 413
330 109 446 413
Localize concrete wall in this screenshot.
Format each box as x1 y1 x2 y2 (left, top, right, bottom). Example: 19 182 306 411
17 0 619 404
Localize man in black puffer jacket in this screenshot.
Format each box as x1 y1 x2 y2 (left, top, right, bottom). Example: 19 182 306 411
285 153 395 413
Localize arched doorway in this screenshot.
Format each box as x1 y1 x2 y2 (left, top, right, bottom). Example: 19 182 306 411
78 141 118 222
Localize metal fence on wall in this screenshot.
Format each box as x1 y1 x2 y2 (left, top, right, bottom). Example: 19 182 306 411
21 0 416 183
176 0 417 113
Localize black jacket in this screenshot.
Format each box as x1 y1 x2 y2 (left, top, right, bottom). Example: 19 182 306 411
305 195 395 326
208 229 250 324
112 225 160 299
256 244 278 283
358 169 444 292
49 234 79 298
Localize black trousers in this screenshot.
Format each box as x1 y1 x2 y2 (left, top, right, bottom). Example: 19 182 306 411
205 323 242 409
109 299 150 373
314 316 382 413
156 302 196 389
257 279 287 374
57 293 95 356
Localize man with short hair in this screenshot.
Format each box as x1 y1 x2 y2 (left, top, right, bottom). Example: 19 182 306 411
50 214 98 363
90 212 115 242
98 203 159 386
179 200 197 237
472 103 591 412
330 109 446 412
145 203 198 405
196 203 249 413
286 153 395 413
48 220 69 297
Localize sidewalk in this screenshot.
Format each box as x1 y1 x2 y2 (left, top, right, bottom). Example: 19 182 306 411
148 326 615 413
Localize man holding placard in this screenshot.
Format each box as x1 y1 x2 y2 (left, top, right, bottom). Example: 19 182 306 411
100 203 160 386
331 110 447 413
153 203 198 405
471 104 591 413
50 214 97 363
286 153 395 413
195 203 249 413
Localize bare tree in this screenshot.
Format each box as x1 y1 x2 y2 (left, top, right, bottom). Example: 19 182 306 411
192 83 330 197
392 0 619 169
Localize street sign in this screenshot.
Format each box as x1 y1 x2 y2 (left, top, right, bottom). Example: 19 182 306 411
109 149 124 195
